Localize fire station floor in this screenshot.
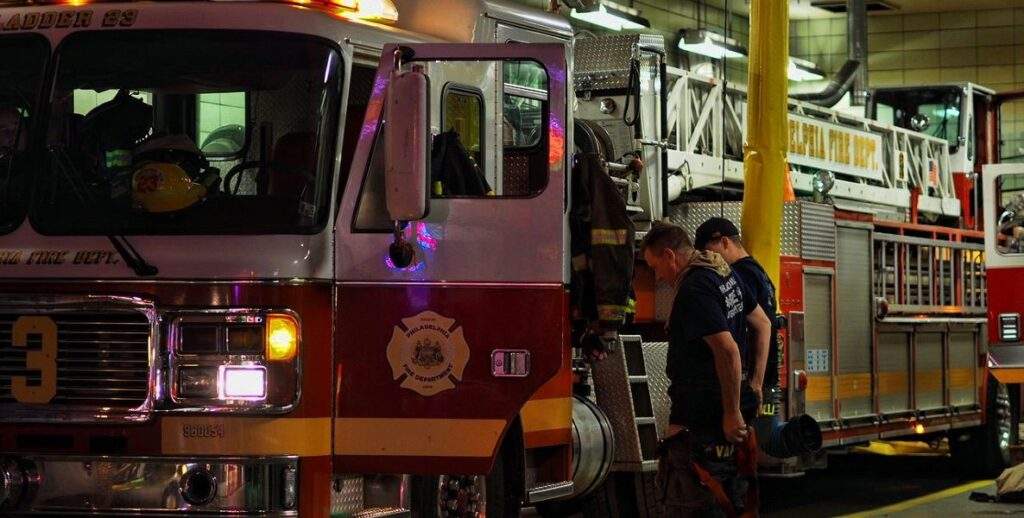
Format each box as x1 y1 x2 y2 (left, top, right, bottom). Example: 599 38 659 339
523 443 1024 517
834 480 1009 517
760 447 1020 517
525 480 1016 517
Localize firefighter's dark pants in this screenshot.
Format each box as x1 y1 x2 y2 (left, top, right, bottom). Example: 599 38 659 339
657 427 759 518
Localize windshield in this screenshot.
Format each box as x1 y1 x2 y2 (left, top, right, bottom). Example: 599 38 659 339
873 87 963 152
32 30 342 235
0 34 48 234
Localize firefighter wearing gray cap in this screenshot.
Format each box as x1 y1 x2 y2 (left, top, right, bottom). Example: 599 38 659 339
697 218 825 463
695 217 778 401
643 222 771 517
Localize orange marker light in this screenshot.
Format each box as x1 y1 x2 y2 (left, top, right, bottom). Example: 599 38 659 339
914 423 925 434
266 314 299 361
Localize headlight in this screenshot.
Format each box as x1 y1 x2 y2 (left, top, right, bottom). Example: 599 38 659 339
219 365 267 400
1001 313 1020 342
167 310 300 412
178 366 218 399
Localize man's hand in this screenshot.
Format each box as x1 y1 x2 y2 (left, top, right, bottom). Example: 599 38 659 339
723 409 748 444
705 331 747 443
748 381 763 410
581 330 619 361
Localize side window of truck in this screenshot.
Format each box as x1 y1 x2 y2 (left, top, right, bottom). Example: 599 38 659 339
442 84 485 179
503 60 547 149
73 89 152 115
196 92 247 158
337 63 377 214
72 89 249 159
353 59 551 232
997 173 1024 254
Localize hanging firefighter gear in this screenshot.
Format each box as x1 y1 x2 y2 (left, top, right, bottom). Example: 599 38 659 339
430 129 493 197
570 152 635 355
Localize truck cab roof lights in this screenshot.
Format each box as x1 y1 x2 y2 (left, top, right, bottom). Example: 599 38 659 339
570 0 649 31
677 29 747 60
326 0 398 22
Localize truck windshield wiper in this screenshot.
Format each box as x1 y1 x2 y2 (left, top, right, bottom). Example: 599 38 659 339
107 235 158 277
47 146 159 277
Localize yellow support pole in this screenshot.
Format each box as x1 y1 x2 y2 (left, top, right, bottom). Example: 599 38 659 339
741 0 789 298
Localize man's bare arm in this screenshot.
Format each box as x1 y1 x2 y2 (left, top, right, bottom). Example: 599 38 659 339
705 331 747 443
745 305 772 396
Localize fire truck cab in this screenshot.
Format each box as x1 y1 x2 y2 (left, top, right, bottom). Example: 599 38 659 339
0 1 579 516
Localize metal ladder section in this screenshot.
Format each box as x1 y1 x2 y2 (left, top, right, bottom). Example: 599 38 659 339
591 335 672 472
663 65 958 219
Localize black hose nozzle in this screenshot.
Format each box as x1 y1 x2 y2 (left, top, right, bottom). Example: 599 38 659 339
754 412 823 459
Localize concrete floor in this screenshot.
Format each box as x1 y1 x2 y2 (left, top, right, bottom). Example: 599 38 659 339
839 481 1019 517
526 450 1024 517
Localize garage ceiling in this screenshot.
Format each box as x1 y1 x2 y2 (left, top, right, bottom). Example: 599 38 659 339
704 0 1024 19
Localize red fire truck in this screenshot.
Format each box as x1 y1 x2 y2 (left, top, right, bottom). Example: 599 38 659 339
0 0 1017 516
980 88 1024 478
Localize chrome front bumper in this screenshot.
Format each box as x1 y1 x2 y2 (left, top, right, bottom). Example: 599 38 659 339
0 455 298 516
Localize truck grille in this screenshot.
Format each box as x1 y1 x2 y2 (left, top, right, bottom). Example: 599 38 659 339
0 311 151 409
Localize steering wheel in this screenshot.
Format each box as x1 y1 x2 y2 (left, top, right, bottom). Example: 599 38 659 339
224 161 262 195
223 160 316 195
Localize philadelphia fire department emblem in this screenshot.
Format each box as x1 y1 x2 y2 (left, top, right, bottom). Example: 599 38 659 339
386 311 470 396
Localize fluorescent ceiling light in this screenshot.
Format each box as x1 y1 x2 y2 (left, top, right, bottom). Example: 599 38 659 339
788 57 826 81
570 1 650 31
678 29 747 60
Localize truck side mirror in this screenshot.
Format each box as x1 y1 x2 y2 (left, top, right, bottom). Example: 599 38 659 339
384 63 430 223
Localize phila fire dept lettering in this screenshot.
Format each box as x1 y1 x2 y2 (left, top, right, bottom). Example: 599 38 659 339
386 311 470 396
0 249 119 266
0 8 136 31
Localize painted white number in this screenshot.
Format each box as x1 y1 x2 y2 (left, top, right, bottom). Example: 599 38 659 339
11 316 58 404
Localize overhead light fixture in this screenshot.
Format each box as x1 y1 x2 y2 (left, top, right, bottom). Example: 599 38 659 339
810 0 899 13
570 0 650 31
788 57 826 81
678 29 747 60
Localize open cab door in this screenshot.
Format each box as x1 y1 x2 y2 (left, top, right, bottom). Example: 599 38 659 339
332 41 571 492
983 163 1024 382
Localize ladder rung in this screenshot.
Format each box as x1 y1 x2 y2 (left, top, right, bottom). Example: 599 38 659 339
628 375 648 384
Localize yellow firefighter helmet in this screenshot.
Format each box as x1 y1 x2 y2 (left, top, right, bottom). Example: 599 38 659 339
131 162 207 213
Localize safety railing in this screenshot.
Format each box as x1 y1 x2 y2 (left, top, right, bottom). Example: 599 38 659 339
663 67 958 216
873 232 985 314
